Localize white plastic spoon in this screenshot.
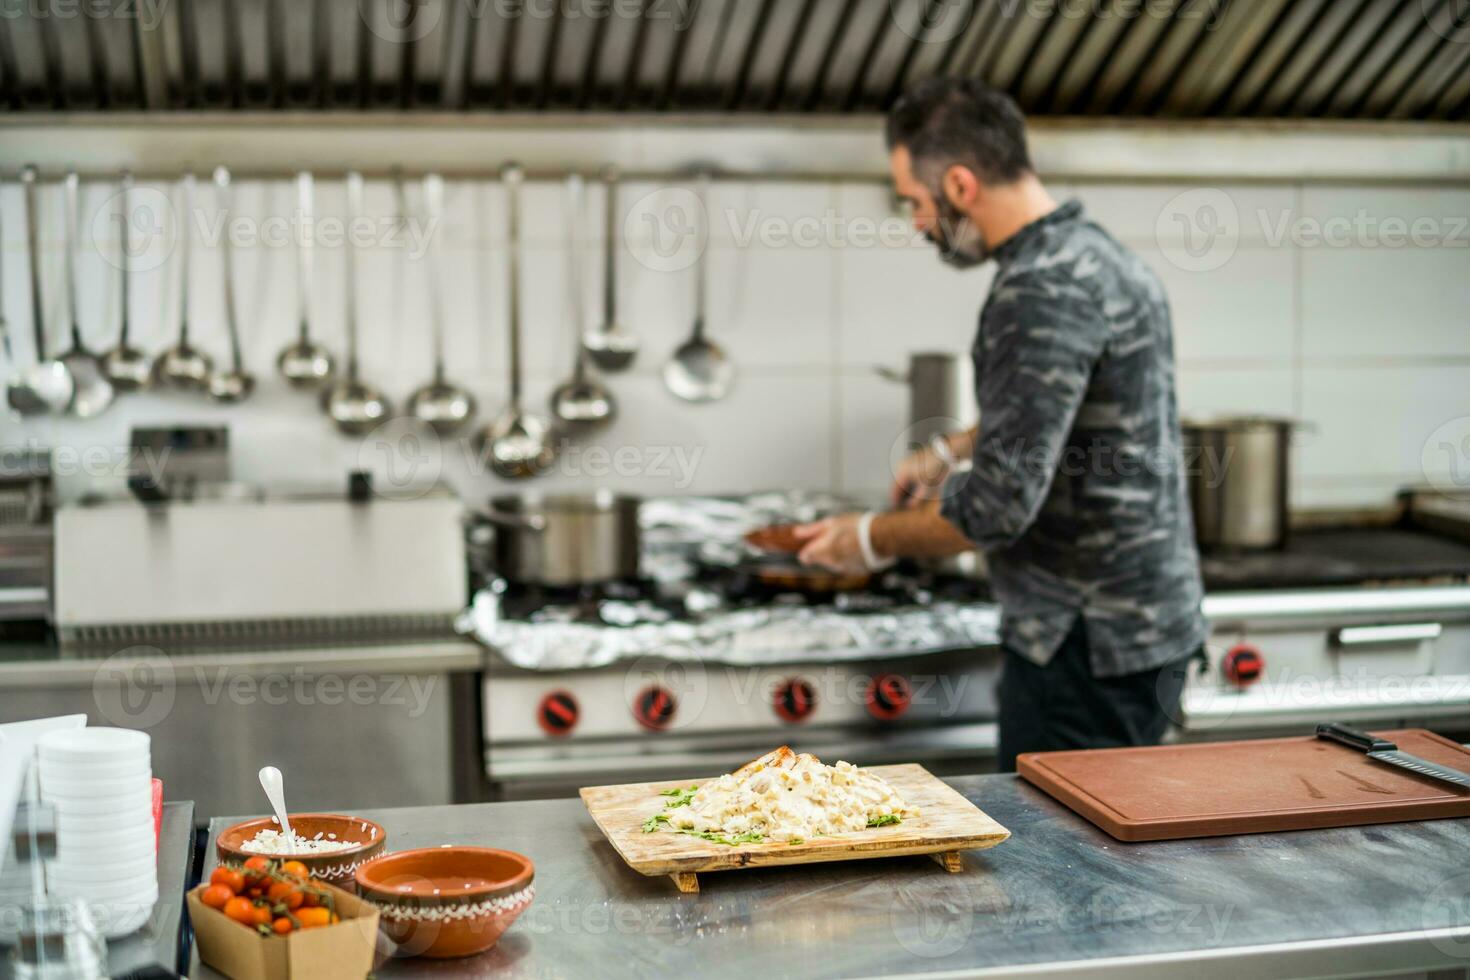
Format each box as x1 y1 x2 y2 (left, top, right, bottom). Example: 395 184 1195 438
258 765 293 838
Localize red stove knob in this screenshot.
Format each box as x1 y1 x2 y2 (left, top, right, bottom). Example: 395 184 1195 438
633 686 678 731
1222 643 1264 687
866 674 912 721
537 690 580 737
773 678 817 724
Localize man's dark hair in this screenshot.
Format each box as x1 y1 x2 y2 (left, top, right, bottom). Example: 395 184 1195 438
885 78 1033 188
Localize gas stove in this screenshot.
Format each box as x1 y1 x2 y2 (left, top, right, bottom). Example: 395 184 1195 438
1185 501 1470 741
474 493 1470 798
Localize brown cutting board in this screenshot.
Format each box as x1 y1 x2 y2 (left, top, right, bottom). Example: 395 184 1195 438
1019 728 1470 842
581 764 1010 892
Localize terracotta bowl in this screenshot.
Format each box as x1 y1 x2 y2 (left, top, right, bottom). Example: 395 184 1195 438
354 847 535 959
215 813 387 884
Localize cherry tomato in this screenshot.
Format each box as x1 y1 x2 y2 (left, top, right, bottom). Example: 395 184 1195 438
295 907 332 929
251 903 272 927
223 896 256 927
242 856 271 886
209 867 245 894
201 884 234 909
300 891 322 908
267 881 304 910
279 860 309 880
272 916 294 935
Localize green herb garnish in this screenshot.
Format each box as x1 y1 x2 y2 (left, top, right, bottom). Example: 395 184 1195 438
867 814 902 828
659 785 699 808
676 828 764 846
642 813 670 833
787 838 804 845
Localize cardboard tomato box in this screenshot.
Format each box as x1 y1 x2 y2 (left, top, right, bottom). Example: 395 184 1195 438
187 878 379 980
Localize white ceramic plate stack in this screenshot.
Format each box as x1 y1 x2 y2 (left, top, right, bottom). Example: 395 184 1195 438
35 727 157 939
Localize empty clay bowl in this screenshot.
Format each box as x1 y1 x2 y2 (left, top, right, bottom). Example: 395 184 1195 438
354 846 535 959
215 813 387 884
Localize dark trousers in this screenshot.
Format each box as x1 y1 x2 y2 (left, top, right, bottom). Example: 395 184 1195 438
996 619 1197 772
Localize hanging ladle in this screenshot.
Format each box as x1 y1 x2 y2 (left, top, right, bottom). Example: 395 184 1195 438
322 171 392 434
276 171 334 389
153 172 214 390
475 163 556 479
207 166 255 403
56 171 114 418
581 166 638 372
8 166 73 415
662 170 734 403
406 172 477 435
551 173 616 433
101 170 153 391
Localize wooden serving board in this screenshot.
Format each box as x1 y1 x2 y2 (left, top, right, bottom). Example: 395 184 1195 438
1019 728 1470 843
580 763 1010 893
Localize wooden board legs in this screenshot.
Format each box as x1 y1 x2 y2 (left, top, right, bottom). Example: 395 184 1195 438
930 850 963 873
670 872 700 893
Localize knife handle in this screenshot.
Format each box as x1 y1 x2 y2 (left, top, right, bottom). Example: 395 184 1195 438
1316 723 1397 754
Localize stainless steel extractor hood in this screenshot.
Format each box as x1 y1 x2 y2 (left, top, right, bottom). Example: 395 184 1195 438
0 0 1467 121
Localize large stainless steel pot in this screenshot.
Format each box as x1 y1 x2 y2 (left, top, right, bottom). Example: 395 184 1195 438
478 491 640 586
1182 417 1293 551
876 352 978 448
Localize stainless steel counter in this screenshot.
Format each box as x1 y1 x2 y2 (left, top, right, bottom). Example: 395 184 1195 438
0 639 488 816
196 775 1470 979
1 800 194 979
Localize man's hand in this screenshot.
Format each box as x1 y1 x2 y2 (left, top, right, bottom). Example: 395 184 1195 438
793 514 869 574
890 441 952 509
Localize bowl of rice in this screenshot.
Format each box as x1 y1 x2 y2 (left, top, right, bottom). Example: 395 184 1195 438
215 813 387 884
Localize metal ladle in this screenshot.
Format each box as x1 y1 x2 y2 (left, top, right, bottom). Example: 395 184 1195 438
663 171 734 403
207 166 255 403
56 171 114 418
322 171 392 434
475 163 556 479
101 170 152 391
582 167 638 371
276 171 334 388
551 174 616 433
7 167 73 415
153 172 214 390
406 172 477 435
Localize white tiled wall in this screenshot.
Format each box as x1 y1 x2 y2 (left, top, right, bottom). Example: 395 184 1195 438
2 174 1466 511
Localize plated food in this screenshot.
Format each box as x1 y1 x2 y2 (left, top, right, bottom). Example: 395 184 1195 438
641 746 920 844
216 813 386 884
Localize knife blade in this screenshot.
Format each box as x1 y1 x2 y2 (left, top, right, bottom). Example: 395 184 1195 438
1315 723 1470 790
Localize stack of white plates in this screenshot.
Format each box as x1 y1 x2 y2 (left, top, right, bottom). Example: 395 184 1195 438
35 727 157 939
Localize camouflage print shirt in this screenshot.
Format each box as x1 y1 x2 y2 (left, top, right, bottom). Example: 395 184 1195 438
940 200 1207 678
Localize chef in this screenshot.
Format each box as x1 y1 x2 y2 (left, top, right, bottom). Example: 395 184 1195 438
795 78 1208 771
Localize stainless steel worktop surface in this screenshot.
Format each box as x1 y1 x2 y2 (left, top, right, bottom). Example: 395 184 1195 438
196 775 1470 979
1 801 194 980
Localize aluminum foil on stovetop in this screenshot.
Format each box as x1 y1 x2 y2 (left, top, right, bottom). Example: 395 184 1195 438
459 589 1001 671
